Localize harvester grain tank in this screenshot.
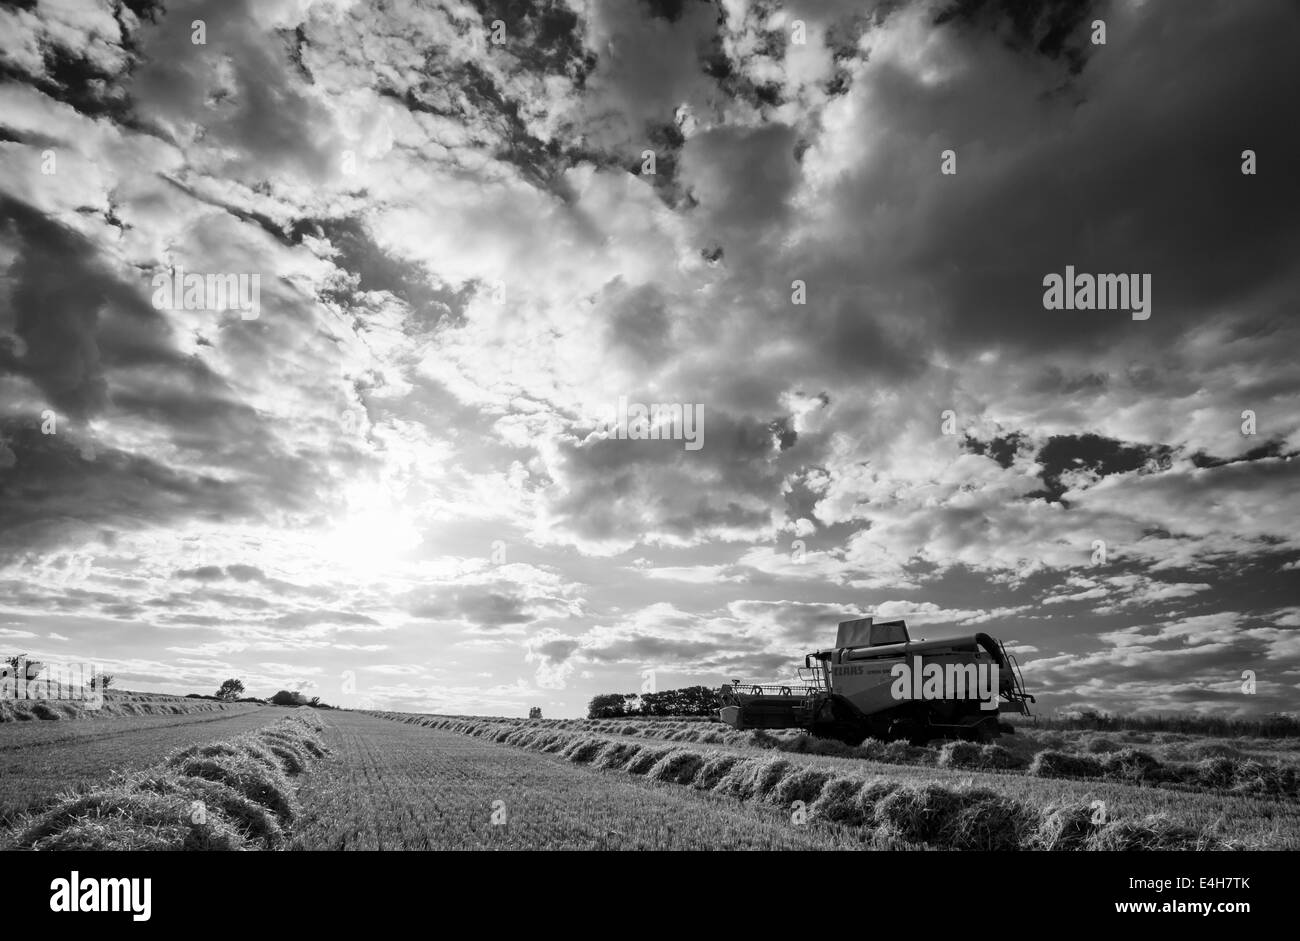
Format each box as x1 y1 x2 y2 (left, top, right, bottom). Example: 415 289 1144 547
718 616 1034 744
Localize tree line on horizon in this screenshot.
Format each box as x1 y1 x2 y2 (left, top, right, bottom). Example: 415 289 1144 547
587 686 721 719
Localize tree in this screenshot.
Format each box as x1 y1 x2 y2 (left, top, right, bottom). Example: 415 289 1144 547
639 690 669 716
528 706 542 719
269 689 308 706
590 686 721 719
587 693 631 719
89 671 114 692
215 678 245 701
667 685 722 716
4 654 43 680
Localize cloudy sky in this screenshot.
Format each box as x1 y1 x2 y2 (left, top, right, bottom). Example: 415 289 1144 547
1 0 1297 718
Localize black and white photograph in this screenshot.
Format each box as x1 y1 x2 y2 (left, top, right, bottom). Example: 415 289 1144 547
0 0 1295 921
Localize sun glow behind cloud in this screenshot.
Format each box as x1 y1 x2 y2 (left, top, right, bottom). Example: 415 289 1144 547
320 483 424 575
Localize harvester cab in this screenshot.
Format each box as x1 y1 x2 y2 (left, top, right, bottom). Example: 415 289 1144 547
719 615 1035 745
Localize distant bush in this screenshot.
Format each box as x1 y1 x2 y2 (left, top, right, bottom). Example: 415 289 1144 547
269 690 309 706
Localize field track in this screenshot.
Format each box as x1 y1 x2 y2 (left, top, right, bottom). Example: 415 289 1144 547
292 710 856 850
0 704 281 824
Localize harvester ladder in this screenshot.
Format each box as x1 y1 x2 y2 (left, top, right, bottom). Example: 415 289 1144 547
996 639 1035 714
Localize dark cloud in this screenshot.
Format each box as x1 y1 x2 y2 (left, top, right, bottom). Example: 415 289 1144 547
0 15 137 124
933 0 1098 75
583 633 731 662
534 637 580 662
174 566 226 581
762 1 1300 383
297 217 470 326
271 610 379 629
962 431 1024 469
128 0 342 180
600 280 673 364
678 123 800 233
403 576 575 630
0 424 255 557
639 0 697 23
1192 438 1298 469
1029 433 1172 503
545 410 797 548
173 564 276 586
0 196 131 417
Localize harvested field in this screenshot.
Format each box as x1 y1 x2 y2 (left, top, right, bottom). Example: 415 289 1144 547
4 709 328 850
8 704 1295 851
0 704 279 825
290 711 861 850
364 711 1300 850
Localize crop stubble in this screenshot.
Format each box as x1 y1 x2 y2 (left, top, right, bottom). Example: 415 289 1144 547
292 711 858 850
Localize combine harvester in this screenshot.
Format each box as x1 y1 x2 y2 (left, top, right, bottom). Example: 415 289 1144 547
719 616 1034 744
